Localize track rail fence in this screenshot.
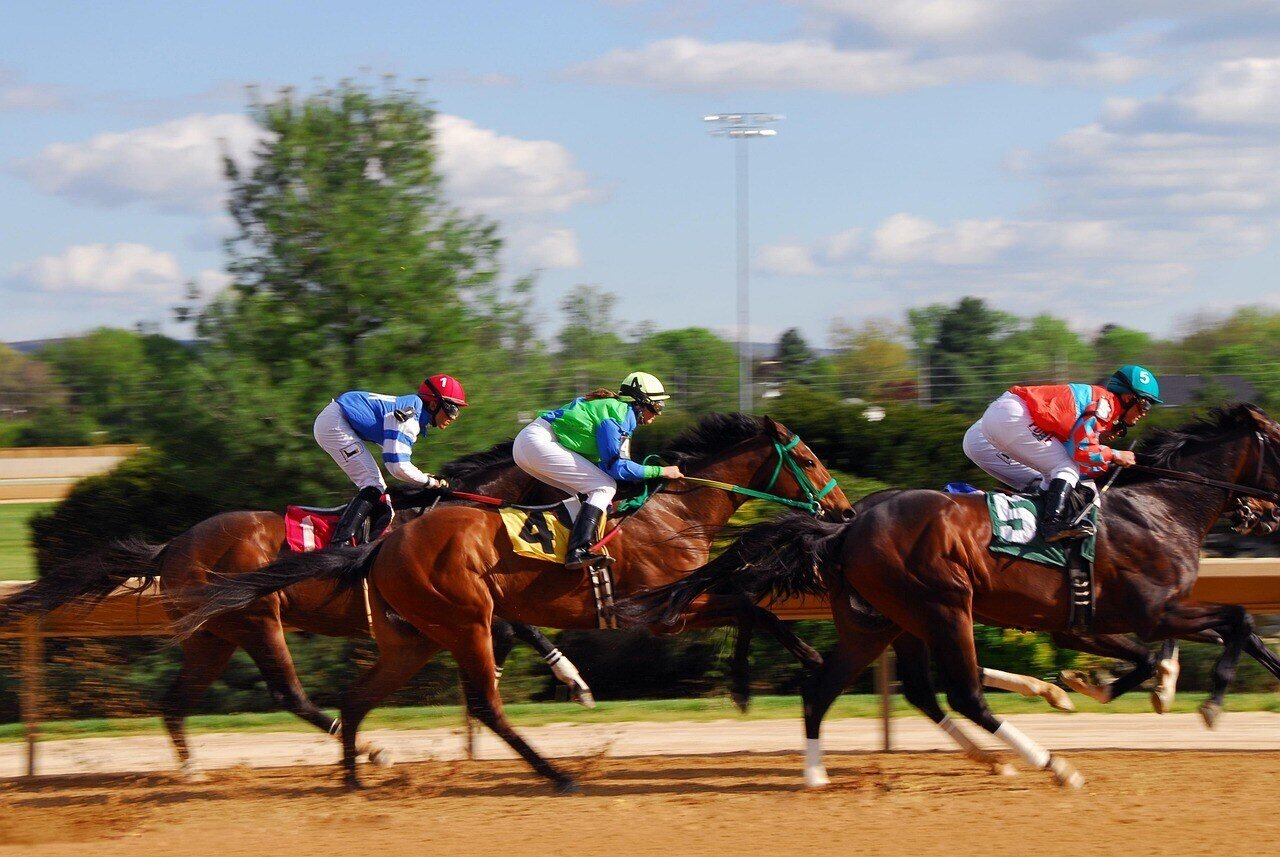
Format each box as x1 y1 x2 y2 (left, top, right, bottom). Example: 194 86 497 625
3 559 1279 776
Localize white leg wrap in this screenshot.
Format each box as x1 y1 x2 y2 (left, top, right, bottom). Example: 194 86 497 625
939 716 981 754
984 668 1075 711
994 721 1050 769
804 738 830 788
546 649 584 687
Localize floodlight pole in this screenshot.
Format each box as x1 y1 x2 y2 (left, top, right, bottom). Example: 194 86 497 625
705 113 781 413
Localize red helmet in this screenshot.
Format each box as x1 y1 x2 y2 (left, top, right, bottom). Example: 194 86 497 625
419 374 468 409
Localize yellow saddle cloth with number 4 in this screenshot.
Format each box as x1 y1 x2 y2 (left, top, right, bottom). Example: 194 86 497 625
500 498 608 563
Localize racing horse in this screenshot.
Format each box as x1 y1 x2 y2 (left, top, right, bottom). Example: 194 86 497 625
174 413 853 791
623 404 1280 788
0 445 593 779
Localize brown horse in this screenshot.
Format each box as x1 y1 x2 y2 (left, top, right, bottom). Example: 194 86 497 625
174 413 853 791
0 445 589 779
625 404 1280 789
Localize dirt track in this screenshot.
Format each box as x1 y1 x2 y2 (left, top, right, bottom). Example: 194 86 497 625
3 749 1278 856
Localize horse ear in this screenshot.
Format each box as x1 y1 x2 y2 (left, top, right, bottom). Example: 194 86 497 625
1246 404 1280 440
762 415 791 442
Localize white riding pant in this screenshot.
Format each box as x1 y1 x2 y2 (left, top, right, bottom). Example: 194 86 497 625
313 401 386 491
963 392 1080 491
513 419 617 511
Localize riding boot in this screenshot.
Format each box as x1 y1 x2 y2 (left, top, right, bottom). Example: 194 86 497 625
330 486 382 547
564 504 608 570
1039 478 1096 544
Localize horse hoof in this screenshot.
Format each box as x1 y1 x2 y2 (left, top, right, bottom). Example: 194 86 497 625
1150 688 1175 715
367 747 394 768
1199 700 1222 729
804 766 831 788
1060 670 1109 704
572 684 596 710
731 691 750 715
1048 757 1085 790
1041 684 1076 712
179 763 208 783
554 778 582 796
992 763 1017 778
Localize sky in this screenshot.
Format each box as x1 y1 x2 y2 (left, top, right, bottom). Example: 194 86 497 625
4 0 1280 346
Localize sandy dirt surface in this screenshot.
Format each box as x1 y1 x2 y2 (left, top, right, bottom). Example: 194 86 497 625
2 749 1278 857
5 711 1280 778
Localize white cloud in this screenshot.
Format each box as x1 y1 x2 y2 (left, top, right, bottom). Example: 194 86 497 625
568 37 1142 93
0 68 68 111
1105 57 1280 129
433 114 598 214
509 226 583 270
7 243 188 298
14 113 265 214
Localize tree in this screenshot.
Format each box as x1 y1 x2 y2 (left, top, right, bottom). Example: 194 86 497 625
918 297 1015 407
0 345 66 425
1094 325 1155 373
773 327 824 387
1001 315 1095 384
628 327 738 413
828 318 914 401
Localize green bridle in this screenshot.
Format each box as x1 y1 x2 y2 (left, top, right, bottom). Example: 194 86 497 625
680 434 839 515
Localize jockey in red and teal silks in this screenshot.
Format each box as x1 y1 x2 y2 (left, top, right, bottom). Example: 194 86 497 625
963 365 1162 542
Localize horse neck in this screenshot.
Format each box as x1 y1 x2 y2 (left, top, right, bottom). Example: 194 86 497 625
648 440 778 531
1120 431 1254 543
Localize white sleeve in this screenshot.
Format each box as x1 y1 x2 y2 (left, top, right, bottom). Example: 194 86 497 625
382 414 432 485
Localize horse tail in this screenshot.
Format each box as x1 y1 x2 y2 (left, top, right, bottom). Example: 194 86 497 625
0 537 167 623
615 512 850 627
171 541 383 641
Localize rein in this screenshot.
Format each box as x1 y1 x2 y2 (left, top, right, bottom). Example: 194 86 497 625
682 436 837 515
1129 432 1280 503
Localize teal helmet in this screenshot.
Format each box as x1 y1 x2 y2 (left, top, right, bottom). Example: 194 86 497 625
1106 364 1162 404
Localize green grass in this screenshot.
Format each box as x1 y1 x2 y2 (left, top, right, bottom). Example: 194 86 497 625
8 692 1278 744
0 502 53 581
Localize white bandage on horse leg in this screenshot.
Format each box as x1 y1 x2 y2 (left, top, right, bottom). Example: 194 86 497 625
983 667 1075 711
545 649 584 688
804 738 830 787
939 716 981 754
994 721 1050 769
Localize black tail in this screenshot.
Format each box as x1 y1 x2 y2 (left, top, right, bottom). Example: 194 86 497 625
0 538 166 623
615 512 850 627
172 541 382 641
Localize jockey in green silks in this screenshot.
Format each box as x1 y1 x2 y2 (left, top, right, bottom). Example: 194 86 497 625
513 372 684 569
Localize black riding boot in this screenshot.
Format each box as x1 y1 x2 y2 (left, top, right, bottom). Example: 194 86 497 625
1040 478 1096 544
564 504 608 570
330 486 382 547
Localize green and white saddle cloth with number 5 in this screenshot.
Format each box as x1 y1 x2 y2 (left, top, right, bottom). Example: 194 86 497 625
985 492 1097 568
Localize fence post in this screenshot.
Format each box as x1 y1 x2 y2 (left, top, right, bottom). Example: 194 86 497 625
20 618 43 777
877 650 894 752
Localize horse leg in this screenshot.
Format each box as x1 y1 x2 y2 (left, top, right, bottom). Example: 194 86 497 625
161 631 236 781
338 631 440 788
751 605 823 671
979 666 1074 711
1153 639 1180 714
926 609 1083 789
451 621 579 794
896 635 1014 776
1054 632 1159 707
801 626 899 788
729 613 754 714
1152 601 1253 728
507 621 595 709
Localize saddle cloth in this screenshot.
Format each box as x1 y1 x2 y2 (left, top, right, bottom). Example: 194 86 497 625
285 506 343 552
500 498 607 563
985 491 1098 567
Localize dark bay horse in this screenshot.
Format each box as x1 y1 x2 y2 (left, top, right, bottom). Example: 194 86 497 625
0 446 590 779
174 414 854 791
624 404 1280 789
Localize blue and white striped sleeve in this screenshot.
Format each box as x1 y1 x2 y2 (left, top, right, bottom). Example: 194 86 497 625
381 412 431 485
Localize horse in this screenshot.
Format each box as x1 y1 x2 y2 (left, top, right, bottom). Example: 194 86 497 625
622 404 1280 789
0 444 594 779
172 413 854 791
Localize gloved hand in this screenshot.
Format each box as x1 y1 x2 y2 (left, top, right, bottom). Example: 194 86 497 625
423 475 451 491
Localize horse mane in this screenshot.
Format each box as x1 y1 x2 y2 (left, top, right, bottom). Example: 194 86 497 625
1135 403 1261 469
439 440 516 481
660 413 768 468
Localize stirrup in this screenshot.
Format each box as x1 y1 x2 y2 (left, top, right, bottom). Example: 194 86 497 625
1043 520 1096 544
565 549 611 570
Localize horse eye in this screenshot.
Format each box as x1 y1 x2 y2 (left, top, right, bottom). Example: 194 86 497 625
803 458 815 467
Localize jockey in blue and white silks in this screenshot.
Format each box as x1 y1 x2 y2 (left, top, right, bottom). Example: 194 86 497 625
313 374 468 545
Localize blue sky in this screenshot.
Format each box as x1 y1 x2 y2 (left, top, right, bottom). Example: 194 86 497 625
5 0 1280 345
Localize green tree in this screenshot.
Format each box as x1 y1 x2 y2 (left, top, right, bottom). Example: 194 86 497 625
628 327 737 413
0 344 66 427
1000 315 1095 383
828 318 914 401
918 297 1015 407
1094 324 1155 373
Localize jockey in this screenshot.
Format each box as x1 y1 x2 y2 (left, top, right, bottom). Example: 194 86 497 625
513 372 685 569
963 365 1162 542
313 374 467 546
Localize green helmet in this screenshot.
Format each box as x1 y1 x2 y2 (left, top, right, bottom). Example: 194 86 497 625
619 371 671 406
1106 364 1162 404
